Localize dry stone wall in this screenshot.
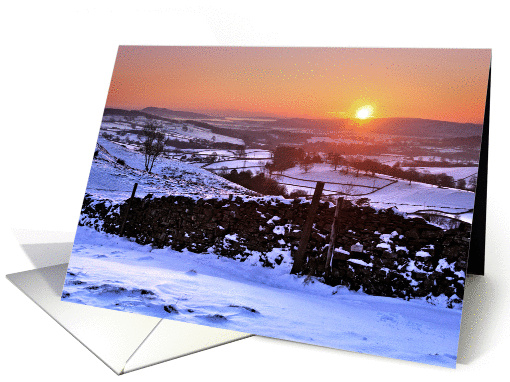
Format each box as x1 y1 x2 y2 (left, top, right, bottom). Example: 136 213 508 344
80 193 471 307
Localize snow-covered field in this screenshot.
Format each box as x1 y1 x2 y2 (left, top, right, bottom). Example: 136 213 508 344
63 227 462 368
194 149 271 161
91 136 475 220
163 124 244 145
201 149 273 172
402 166 478 181
67 128 473 368
100 120 244 145
85 136 251 202
204 158 272 171
277 164 475 220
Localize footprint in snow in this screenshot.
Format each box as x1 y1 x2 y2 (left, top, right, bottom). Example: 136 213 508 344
202 314 228 322
137 256 154 261
94 254 108 259
343 331 368 341
228 304 260 314
66 279 86 286
377 312 403 325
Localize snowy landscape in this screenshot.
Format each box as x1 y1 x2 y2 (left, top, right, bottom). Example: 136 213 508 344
61 108 482 368
98 110 480 222
62 46 489 369
64 226 462 368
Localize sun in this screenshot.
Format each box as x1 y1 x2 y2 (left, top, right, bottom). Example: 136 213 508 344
355 105 374 120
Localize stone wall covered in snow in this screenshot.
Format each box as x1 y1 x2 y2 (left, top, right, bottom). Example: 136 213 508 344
80 193 471 307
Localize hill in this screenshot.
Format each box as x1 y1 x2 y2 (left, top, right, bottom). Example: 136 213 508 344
141 107 211 119
266 117 483 138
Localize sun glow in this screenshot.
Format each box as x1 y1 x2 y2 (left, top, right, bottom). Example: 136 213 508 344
355 105 374 119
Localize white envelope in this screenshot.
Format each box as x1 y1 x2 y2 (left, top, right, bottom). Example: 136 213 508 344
6 237 251 375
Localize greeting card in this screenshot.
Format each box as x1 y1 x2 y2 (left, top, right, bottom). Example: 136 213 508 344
61 46 490 368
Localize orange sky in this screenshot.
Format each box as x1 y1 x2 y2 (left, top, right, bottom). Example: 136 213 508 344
106 46 491 124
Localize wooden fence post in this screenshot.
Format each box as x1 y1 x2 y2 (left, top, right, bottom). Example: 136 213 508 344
290 181 325 274
119 182 138 237
325 197 343 276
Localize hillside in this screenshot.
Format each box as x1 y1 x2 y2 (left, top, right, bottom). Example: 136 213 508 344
141 107 211 119
267 117 483 138
86 136 252 203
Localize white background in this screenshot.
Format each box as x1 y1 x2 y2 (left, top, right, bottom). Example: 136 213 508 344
1 1 509 380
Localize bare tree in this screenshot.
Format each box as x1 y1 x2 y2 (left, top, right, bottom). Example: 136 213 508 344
237 145 247 159
140 121 165 173
339 182 355 200
329 153 341 171
300 157 313 173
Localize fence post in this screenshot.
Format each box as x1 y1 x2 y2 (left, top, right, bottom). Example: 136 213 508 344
290 181 325 274
325 196 343 276
119 182 138 237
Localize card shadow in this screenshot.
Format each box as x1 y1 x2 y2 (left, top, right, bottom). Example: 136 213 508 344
456 274 494 364
17 242 73 296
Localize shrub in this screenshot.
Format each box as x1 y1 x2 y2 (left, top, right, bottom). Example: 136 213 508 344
220 169 287 197
290 189 308 198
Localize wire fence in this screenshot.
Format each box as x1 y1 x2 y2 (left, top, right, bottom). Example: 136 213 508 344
272 173 385 189
85 182 471 216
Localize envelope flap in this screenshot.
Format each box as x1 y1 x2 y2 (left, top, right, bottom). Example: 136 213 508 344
123 319 251 373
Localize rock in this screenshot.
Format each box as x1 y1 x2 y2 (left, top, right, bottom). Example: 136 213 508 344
163 305 179 314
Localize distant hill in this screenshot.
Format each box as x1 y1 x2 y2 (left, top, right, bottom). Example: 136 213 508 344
266 117 483 138
141 107 211 119
102 108 180 123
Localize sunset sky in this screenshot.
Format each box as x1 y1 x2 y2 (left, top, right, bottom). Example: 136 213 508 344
106 46 491 124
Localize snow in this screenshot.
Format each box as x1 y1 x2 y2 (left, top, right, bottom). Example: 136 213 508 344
350 243 364 252
85 137 252 203
101 120 245 146
436 259 456 272
277 163 475 221
205 159 272 172
224 233 239 242
66 121 470 369
406 260 426 273
198 149 272 173
454 270 466 279
63 227 462 368
396 246 409 254
334 247 350 255
416 250 432 258
273 226 286 235
267 216 281 225
347 258 372 267
402 166 478 181
379 231 398 243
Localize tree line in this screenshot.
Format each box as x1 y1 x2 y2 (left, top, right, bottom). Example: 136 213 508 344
218 168 308 198
264 145 477 191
